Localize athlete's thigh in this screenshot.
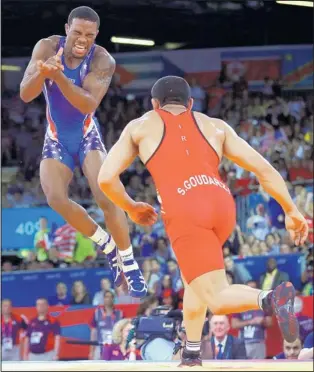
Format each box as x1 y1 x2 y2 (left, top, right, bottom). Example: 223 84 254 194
81 150 106 197
40 159 73 197
40 136 74 195
168 224 225 284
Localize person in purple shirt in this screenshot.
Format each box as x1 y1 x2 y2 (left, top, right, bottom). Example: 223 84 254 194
102 318 141 361
89 290 122 360
25 298 61 361
231 281 273 359
48 282 71 306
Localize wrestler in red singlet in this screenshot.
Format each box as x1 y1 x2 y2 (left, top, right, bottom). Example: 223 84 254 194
98 75 308 368
146 108 236 283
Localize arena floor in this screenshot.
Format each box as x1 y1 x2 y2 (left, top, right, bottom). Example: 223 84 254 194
2 360 313 371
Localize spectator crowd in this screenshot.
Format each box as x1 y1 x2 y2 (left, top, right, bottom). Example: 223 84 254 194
1 74 313 362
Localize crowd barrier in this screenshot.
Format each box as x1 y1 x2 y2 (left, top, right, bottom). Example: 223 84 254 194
2 253 305 307
14 296 313 360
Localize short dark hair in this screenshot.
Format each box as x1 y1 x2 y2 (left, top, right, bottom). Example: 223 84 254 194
151 76 191 107
68 6 100 28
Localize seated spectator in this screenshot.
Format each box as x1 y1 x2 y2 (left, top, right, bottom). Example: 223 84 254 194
154 237 171 274
137 295 159 317
224 255 252 284
259 257 289 290
115 281 140 305
137 226 158 257
246 204 270 241
273 338 302 360
70 280 91 305
102 319 141 361
167 259 183 292
231 281 272 359
2 261 13 272
298 332 313 360
48 282 70 306
201 315 247 359
147 259 162 295
92 278 114 306
90 290 123 360
265 233 280 255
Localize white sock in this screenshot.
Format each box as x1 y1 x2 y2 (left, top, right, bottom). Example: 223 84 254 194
186 340 201 353
119 246 134 262
258 290 272 309
90 226 110 248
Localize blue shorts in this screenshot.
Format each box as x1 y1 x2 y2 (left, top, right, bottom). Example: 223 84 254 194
41 125 106 171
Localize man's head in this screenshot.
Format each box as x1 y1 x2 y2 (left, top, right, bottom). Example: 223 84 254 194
65 6 100 59
2 299 12 316
36 298 49 316
267 257 277 273
56 282 67 297
210 315 230 340
283 338 302 359
103 290 114 308
101 278 112 291
151 76 193 109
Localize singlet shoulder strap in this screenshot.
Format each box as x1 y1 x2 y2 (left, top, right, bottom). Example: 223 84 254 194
57 36 65 51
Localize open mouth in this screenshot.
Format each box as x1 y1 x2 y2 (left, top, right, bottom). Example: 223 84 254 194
73 45 87 55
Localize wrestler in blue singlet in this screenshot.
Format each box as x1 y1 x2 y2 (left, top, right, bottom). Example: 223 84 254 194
42 36 105 170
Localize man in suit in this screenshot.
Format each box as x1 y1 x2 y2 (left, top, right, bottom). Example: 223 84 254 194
201 315 247 360
259 257 289 290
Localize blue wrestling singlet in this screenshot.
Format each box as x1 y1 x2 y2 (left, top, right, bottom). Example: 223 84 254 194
42 36 106 171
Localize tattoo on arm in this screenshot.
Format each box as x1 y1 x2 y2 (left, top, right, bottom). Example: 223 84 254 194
93 55 116 90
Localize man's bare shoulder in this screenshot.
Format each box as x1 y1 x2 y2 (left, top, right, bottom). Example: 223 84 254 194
92 45 116 69
193 112 228 135
34 36 59 57
128 111 155 128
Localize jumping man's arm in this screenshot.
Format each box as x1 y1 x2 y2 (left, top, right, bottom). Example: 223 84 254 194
98 122 139 212
20 39 53 102
54 52 115 115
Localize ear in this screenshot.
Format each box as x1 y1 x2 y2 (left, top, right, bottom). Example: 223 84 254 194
65 23 69 35
151 98 160 109
188 98 194 110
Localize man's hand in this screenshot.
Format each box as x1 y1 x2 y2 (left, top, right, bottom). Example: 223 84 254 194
127 202 158 226
285 209 309 246
37 47 64 79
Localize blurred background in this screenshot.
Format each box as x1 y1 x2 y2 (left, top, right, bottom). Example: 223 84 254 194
1 0 313 364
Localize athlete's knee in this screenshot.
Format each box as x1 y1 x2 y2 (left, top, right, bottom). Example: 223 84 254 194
94 192 117 214
46 192 69 211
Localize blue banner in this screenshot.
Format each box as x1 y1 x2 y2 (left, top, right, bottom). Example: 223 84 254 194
2 267 112 307
2 254 304 307
2 207 65 251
